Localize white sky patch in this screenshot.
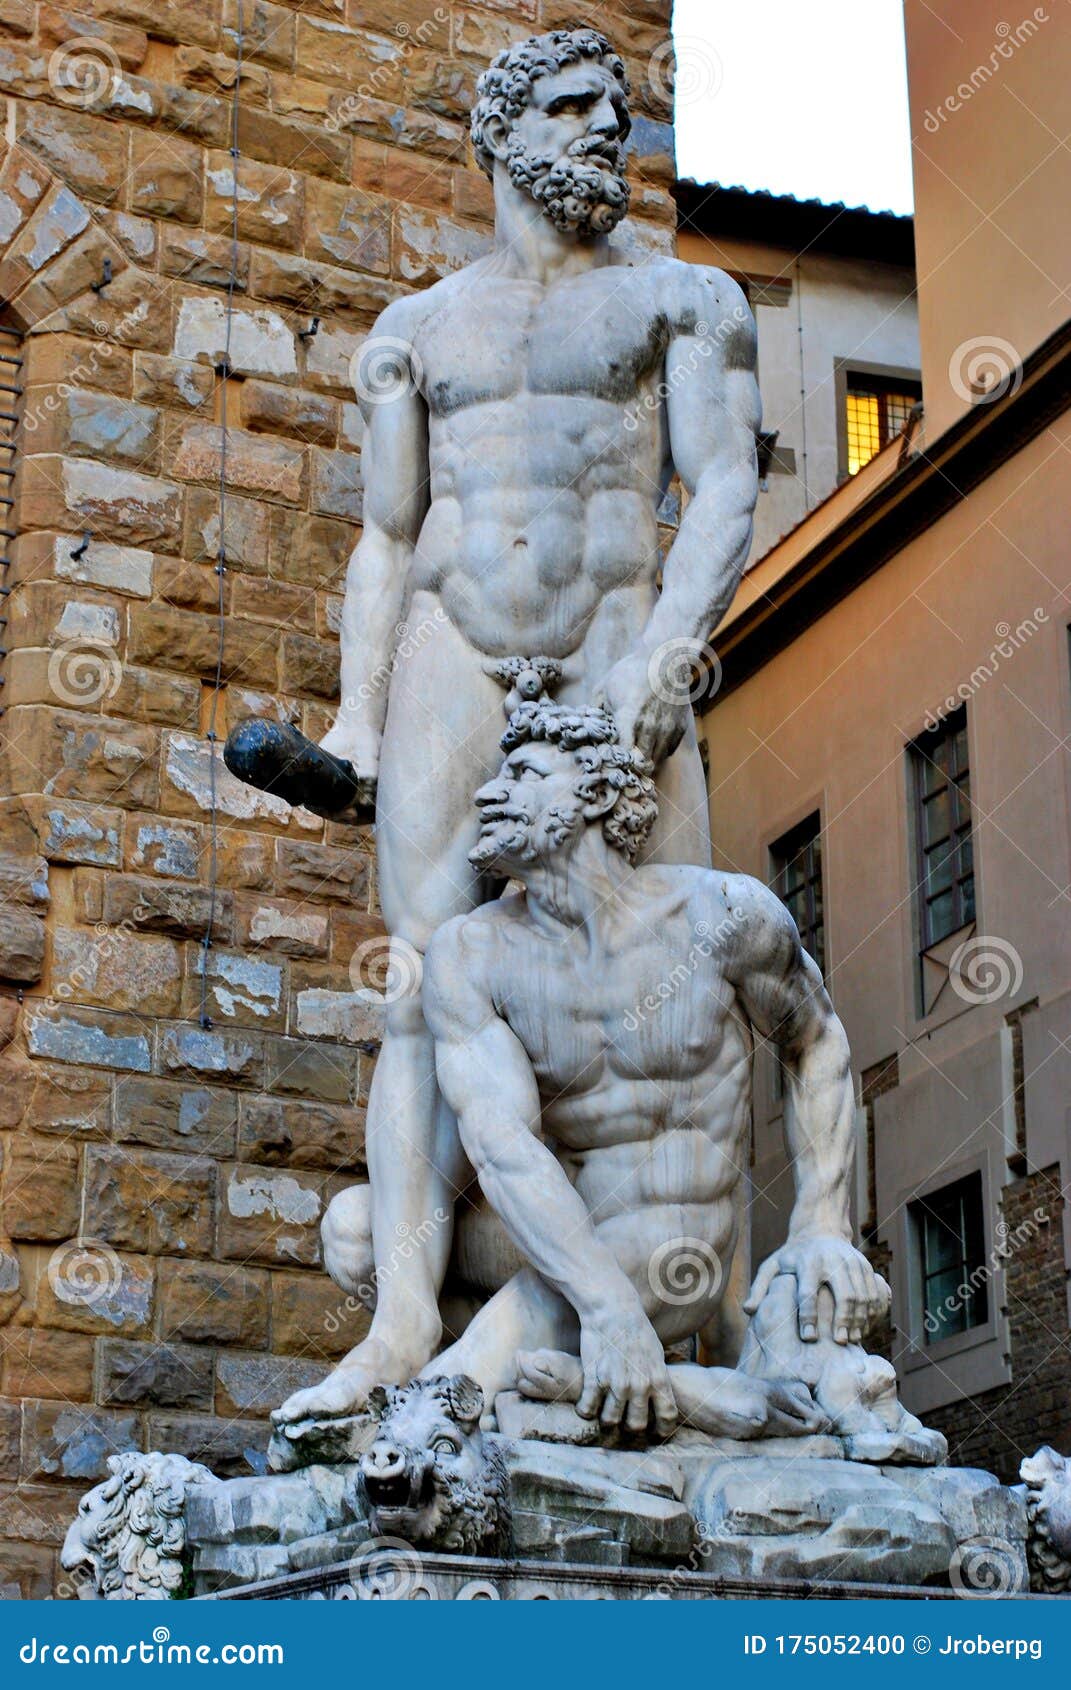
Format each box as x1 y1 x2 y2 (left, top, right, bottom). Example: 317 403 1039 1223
672 0 914 214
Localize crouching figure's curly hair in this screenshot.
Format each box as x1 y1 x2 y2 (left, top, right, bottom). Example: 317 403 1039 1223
501 698 659 863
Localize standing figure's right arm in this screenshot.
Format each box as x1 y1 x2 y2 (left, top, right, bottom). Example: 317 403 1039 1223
322 304 430 776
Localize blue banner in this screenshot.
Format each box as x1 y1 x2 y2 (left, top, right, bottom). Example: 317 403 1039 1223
1 1597 1068 1688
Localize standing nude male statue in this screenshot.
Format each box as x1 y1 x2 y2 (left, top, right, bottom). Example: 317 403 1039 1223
227 29 760 1426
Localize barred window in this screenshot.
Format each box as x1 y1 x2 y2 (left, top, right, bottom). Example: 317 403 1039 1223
912 1172 988 1345
770 811 825 976
910 706 974 952
844 373 921 475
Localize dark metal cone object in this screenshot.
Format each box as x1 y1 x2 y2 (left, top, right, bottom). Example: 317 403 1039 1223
223 718 375 822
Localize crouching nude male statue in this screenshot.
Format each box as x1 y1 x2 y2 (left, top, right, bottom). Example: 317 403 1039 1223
414 696 922 1443
287 697 937 1456
226 26 762 1428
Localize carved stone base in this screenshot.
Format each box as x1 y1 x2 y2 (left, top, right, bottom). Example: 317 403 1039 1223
187 1436 1027 1597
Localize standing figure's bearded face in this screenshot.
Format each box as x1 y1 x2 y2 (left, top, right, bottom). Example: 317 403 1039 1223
500 63 632 236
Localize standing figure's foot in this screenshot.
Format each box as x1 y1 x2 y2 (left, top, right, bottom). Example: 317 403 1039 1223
272 1339 407 1426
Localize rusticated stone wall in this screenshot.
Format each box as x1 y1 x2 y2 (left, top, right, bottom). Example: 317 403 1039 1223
0 0 676 1596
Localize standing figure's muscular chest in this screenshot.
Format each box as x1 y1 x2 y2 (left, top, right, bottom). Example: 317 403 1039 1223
415 272 669 418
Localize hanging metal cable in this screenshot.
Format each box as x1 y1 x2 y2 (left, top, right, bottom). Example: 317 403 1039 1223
199 0 245 1029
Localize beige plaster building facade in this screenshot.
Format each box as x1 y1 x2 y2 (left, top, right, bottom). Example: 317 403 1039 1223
697 0 1071 1478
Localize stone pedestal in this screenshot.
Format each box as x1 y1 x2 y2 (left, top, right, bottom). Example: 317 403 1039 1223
185 1430 1028 1599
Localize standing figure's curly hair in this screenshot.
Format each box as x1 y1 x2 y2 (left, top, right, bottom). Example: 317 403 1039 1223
501 699 659 862
470 28 630 179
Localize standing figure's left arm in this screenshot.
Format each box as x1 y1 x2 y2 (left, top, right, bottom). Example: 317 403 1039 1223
723 879 890 1346
601 269 760 764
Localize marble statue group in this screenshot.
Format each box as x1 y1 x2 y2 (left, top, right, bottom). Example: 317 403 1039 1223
229 25 921 1454
65 25 1071 1599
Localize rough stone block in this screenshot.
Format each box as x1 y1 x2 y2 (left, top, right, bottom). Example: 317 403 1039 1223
274 840 368 904
52 925 183 1016
158 1025 264 1087
174 296 297 378
176 44 271 99
238 1095 364 1172
159 228 251 291
96 0 220 48
268 509 353 588
185 486 271 572
39 388 159 469
302 321 363 397
130 130 203 224
21 1062 111 1140
19 106 123 205
21 1402 141 1484
236 103 350 183
128 818 202 880
214 830 274 890
453 164 494 222
84 1145 216 1256
0 183 90 305
128 605 281 689
53 268 172 354
24 1005 152 1072
106 665 201 728
0 1541 52 1600
2 1142 81 1242
146 1412 270 1478
113 1076 237 1158
0 1482 92 1548
172 421 306 506
223 0 295 70
98 1338 215 1409
2 708 160 810
231 574 316 633
305 178 391 276
278 630 339 699
133 352 214 410
205 152 303 251
186 949 286 1031
0 845 48 911
19 457 180 550
34 1248 154 1338
239 379 338 447
161 1261 270 1349
102 871 233 943
271 1271 370 1358
393 207 490 287
250 247 395 323
309 447 362 521
0 905 45 981
36 801 123 867
263 1035 358 1103
0 1401 21 1483
237 896 329 957
293 988 384 1048
0 0 35 39
217 1165 325 1267
215 1352 328 1419
22 331 132 397
50 533 152 597
0 1328 94 1403
106 208 157 261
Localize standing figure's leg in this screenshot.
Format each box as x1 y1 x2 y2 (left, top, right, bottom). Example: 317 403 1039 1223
274 606 507 1424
